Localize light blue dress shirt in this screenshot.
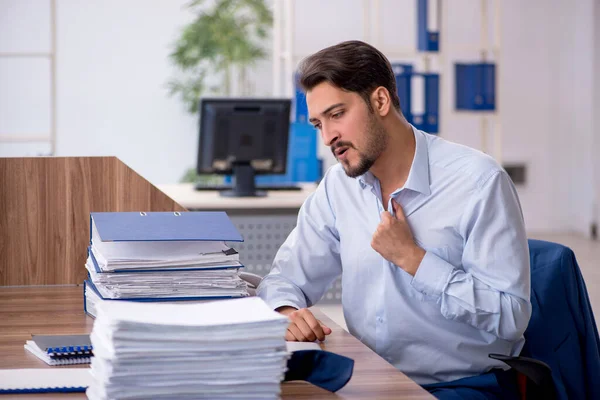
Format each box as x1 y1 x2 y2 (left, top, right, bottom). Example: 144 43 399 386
257 126 532 385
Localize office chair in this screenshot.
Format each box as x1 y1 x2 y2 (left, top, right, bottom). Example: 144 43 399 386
239 271 263 296
490 239 600 400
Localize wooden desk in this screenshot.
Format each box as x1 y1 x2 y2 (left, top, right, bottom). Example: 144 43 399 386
0 287 432 399
156 183 316 213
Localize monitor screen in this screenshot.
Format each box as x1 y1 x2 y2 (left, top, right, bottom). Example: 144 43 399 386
197 98 291 175
196 98 292 197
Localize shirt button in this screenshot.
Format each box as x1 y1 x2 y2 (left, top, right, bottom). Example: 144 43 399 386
377 317 384 323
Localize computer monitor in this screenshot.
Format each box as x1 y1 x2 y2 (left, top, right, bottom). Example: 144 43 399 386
196 98 292 197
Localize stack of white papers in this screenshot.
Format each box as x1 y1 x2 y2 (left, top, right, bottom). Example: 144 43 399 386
86 259 248 299
87 297 290 400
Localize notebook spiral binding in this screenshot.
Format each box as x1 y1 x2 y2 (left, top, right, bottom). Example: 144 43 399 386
47 346 93 359
44 357 92 366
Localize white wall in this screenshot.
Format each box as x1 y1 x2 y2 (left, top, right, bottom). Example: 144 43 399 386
497 0 558 232
1 0 598 234
551 0 595 235
55 0 200 182
499 0 596 234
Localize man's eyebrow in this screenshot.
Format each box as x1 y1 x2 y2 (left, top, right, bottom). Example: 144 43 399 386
308 103 345 124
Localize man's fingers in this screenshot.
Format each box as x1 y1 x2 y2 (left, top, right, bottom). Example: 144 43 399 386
302 311 327 341
287 323 306 342
285 329 298 341
318 320 333 335
294 318 318 342
380 211 393 222
393 199 406 220
286 309 333 342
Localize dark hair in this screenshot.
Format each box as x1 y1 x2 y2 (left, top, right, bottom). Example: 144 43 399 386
297 40 401 112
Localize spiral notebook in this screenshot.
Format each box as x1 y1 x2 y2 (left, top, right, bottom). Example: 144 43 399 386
24 334 93 366
0 369 92 394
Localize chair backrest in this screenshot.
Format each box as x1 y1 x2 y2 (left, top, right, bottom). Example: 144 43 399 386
523 239 600 400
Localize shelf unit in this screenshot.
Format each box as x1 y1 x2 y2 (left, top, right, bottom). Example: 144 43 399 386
272 0 503 163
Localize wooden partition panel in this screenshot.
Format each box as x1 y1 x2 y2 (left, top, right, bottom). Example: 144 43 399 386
0 157 185 286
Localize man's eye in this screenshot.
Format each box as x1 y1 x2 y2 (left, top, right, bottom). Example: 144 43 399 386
332 111 344 119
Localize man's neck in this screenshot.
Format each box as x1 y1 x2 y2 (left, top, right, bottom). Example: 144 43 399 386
369 118 416 193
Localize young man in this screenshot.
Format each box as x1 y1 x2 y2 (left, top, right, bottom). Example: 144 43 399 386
257 40 531 399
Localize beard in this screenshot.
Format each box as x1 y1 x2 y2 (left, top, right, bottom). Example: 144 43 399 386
333 114 388 178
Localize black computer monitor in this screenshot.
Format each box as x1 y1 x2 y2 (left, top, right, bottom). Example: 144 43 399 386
196 98 292 197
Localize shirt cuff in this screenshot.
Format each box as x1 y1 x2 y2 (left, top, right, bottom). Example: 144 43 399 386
410 250 454 297
271 301 302 312
257 281 308 311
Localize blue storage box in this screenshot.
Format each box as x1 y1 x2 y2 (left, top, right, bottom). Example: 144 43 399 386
455 63 496 111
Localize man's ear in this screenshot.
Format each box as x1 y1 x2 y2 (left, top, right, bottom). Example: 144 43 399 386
370 87 392 117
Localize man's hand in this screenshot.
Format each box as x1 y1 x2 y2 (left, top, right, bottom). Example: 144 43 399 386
276 306 332 342
371 199 425 276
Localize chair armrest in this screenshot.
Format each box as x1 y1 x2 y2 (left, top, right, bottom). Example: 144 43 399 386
239 271 262 289
488 353 556 399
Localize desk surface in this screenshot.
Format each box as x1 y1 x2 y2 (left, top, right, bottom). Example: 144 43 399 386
0 287 432 399
157 183 316 211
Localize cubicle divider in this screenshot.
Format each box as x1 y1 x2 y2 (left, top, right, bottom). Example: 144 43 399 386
0 157 185 286
228 214 343 304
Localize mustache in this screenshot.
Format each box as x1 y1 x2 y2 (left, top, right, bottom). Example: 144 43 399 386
331 141 355 155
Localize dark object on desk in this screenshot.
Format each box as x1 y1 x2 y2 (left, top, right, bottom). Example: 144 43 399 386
197 98 292 198
194 182 302 191
284 350 354 392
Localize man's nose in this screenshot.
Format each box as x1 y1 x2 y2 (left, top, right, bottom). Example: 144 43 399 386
321 123 339 147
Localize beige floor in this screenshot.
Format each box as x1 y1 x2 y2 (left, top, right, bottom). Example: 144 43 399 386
317 233 600 332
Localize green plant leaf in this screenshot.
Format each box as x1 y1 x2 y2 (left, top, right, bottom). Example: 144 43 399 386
167 0 273 113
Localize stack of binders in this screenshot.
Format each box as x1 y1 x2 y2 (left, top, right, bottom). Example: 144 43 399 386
84 211 248 317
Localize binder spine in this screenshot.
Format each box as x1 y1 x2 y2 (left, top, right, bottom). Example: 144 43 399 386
424 73 440 132
392 63 440 134
417 0 440 52
0 387 87 394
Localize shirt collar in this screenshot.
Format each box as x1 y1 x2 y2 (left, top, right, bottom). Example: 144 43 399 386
358 125 431 196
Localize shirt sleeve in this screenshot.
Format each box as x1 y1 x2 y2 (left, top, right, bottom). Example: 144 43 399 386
257 172 342 310
410 170 532 342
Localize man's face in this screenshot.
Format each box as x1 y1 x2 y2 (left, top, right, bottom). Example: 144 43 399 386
307 82 388 178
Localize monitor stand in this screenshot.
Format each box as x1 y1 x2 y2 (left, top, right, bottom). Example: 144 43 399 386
221 164 266 197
